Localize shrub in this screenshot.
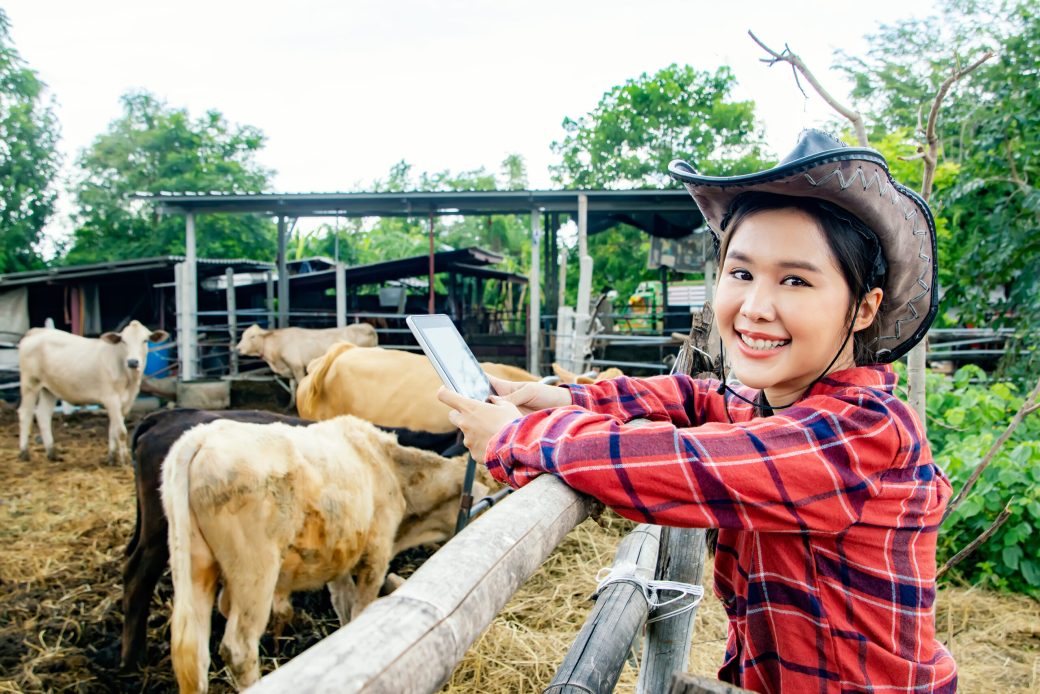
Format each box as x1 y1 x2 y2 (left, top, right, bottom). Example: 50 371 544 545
926 365 1040 595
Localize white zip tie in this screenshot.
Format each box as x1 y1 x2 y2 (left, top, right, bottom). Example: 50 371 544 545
594 562 704 624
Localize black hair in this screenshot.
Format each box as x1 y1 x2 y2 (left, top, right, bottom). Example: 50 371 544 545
718 191 887 366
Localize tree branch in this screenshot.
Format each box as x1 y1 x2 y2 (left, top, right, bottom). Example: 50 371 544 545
942 374 1040 524
748 30 868 146
937 501 1013 580
920 52 994 201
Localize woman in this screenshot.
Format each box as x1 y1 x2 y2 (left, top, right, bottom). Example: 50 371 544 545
438 130 956 693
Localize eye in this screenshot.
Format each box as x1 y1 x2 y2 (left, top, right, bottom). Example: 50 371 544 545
728 268 752 281
782 275 811 287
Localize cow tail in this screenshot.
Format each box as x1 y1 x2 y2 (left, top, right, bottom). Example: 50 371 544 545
162 433 206 694
297 341 354 418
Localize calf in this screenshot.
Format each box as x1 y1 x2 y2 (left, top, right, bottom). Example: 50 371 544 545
162 415 475 692
121 408 459 669
18 320 168 465
235 323 378 384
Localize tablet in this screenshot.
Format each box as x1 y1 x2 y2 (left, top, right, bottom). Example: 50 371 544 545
406 314 494 402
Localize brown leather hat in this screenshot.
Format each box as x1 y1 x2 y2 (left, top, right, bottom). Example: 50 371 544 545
668 129 938 364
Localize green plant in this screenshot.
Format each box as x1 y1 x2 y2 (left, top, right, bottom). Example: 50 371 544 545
927 365 1040 594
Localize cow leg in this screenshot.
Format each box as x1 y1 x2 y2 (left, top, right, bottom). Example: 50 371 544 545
120 522 170 669
347 546 393 621
102 397 130 465
270 592 294 651
327 572 358 626
17 382 41 461
218 565 279 691
34 389 60 461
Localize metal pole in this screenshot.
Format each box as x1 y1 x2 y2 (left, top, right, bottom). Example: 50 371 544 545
277 215 289 328
336 261 347 328
572 194 592 372
428 212 435 314
226 267 238 376
528 207 541 376
183 213 197 380
265 270 275 328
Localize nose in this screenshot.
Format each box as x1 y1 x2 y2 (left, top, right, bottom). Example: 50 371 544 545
127 358 140 370
740 283 776 322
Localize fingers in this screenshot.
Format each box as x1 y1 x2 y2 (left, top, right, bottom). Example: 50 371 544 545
437 386 476 411
487 375 520 396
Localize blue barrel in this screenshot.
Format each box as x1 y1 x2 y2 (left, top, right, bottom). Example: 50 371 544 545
145 340 174 376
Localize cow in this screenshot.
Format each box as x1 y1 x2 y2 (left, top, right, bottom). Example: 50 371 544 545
18 321 168 465
296 343 538 431
551 362 625 384
121 407 460 670
235 323 378 385
161 415 481 692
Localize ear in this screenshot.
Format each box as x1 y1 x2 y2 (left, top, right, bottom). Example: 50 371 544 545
149 330 169 343
552 362 577 384
100 332 123 344
853 288 884 332
575 375 595 385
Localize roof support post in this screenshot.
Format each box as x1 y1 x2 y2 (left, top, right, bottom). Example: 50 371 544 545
336 261 347 328
528 207 541 376
428 212 435 314
571 194 593 372
277 215 289 328
178 213 198 380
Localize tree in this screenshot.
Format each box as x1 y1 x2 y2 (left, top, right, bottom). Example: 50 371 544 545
550 64 769 302
63 91 276 264
0 9 61 273
838 0 1040 375
550 63 767 189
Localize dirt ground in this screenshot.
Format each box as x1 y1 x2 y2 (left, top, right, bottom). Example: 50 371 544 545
0 405 1037 693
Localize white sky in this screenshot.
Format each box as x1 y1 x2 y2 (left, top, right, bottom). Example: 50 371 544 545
4 0 937 243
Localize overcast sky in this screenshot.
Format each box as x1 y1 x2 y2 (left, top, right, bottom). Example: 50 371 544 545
5 0 936 241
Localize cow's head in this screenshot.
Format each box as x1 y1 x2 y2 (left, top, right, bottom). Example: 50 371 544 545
235 324 269 357
100 320 169 373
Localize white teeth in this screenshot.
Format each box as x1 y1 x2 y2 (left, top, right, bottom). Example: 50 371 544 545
740 334 789 350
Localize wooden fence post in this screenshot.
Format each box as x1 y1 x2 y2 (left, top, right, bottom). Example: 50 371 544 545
670 672 755 694
544 524 662 693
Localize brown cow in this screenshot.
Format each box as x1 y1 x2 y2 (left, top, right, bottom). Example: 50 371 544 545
18 321 168 465
162 415 481 692
296 343 538 431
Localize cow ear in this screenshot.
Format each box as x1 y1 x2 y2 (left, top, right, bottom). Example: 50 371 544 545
149 330 169 343
575 375 595 384
100 332 123 344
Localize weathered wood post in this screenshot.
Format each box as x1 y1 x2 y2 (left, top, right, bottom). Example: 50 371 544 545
670 673 755 694
544 524 662 693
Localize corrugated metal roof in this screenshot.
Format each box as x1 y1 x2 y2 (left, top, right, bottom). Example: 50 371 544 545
0 256 274 288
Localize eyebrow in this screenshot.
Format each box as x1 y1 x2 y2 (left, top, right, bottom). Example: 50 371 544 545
726 250 824 274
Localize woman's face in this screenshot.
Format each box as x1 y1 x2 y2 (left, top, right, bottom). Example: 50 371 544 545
715 207 877 406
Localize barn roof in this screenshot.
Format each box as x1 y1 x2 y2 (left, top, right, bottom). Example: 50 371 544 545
136 189 703 239
0 256 273 289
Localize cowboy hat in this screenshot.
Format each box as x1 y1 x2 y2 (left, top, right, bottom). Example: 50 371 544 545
668 129 938 364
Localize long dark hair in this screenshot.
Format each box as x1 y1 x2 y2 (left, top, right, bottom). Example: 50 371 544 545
718 192 887 365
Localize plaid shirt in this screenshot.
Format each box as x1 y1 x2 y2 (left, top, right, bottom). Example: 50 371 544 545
485 365 956 693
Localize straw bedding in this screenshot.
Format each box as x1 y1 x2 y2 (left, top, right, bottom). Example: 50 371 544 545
0 406 1035 693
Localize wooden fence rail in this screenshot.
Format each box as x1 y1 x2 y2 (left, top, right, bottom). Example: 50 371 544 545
250 475 596 693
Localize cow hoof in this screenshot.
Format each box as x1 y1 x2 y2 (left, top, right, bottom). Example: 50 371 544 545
46 450 61 462
18 449 29 462
380 573 405 595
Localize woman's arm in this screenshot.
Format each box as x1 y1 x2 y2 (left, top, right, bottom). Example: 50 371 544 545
563 374 722 426
484 389 914 534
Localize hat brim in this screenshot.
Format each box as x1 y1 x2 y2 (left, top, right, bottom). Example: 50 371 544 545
669 149 938 364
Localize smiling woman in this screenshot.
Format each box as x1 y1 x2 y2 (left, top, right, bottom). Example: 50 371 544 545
439 130 955 693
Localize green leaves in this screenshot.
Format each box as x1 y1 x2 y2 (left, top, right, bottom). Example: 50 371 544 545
63 91 276 264
549 64 768 189
931 365 1040 594
0 9 61 273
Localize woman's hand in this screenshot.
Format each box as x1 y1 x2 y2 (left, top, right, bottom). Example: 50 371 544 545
488 376 572 416
437 387 525 462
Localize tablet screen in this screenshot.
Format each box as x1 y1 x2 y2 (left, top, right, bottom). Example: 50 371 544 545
422 325 491 402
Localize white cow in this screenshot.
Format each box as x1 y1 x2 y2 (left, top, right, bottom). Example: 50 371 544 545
235 323 378 384
18 321 168 465
161 415 481 693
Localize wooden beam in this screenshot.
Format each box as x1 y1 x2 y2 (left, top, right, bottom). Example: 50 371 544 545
545 524 662 694
250 475 595 693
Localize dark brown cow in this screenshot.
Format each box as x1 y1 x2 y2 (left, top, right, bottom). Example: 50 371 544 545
120 408 458 669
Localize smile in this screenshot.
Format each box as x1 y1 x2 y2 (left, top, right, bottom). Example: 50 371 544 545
739 333 790 351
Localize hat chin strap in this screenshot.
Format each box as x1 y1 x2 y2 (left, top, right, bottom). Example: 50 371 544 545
715 309 859 419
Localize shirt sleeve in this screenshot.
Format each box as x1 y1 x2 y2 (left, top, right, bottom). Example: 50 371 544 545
563 374 722 426
484 388 906 534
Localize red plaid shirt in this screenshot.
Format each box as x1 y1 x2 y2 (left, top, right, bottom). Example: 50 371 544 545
485 365 956 693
